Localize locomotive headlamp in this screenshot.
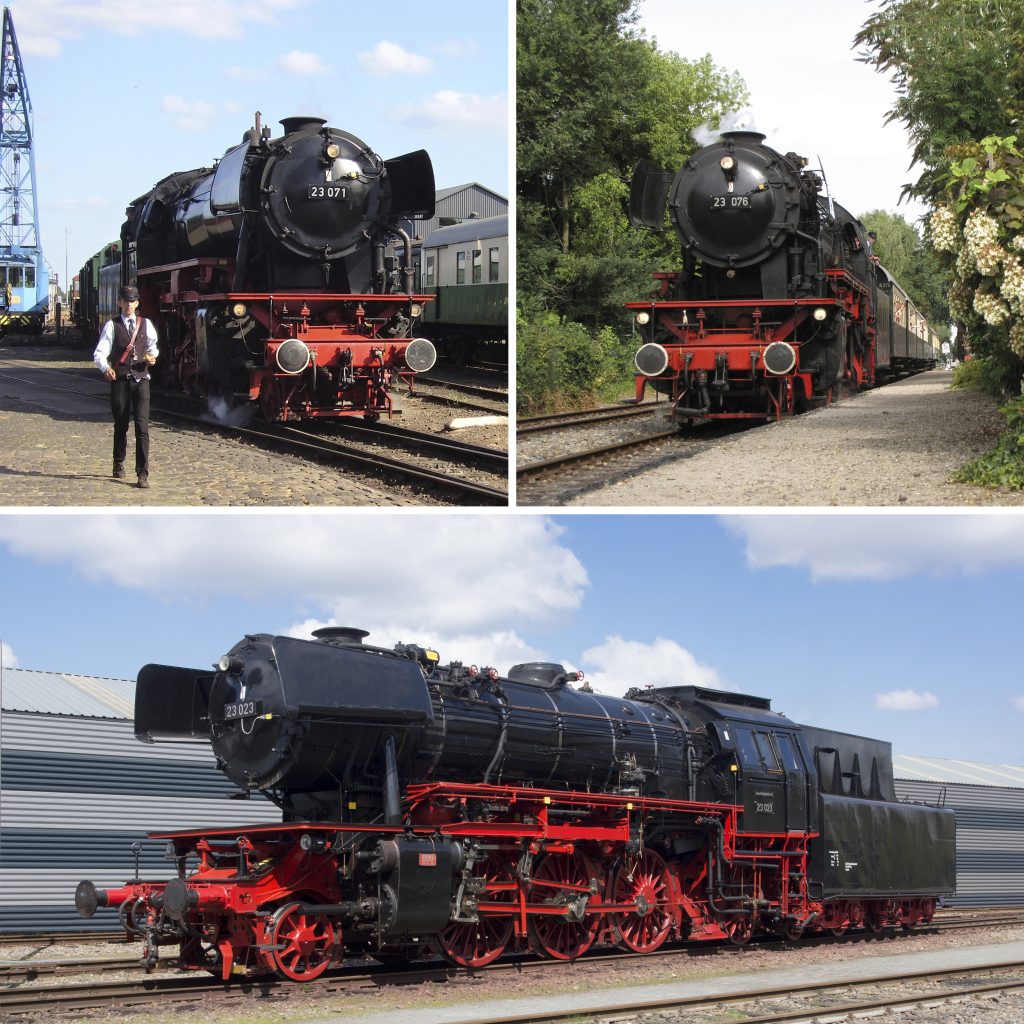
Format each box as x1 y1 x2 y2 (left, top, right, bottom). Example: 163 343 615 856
813 307 828 321
409 303 423 318
720 156 736 171
231 302 248 318
217 654 245 675
324 142 341 160
635 311 650 326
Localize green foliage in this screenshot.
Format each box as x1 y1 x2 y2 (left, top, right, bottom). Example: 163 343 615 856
950 356 1016 397
517 0 748 332
954 396 1024 490
516 311 634 413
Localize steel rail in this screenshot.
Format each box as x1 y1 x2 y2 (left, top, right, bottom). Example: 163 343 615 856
517 404 661 435
517 429 682 481
417 374 508 401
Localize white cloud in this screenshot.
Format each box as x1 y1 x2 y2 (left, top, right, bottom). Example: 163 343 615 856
875 689 939 711
724 515 1024 581
1 640 17 668
1012 697 1024 713
390 90 506 137
358 40 434 76
432 39 480 58
13 0 302 43
579 635 725 698
0 515 588 664
20 35 61 57
161 95 217 132
276 50 330 76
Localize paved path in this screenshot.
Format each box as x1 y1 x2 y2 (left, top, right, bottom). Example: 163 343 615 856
308 939 1024 1024
567 369 1024 507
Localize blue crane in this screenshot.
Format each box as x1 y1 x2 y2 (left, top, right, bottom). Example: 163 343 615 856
0 6 47 335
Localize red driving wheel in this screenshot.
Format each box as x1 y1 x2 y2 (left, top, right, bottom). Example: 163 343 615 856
527 851 601 961
611 848 673 953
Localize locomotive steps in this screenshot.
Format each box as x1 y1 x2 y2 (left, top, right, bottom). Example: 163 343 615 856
555 368 1024 507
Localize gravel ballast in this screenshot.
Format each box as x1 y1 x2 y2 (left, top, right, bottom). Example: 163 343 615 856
565 368 1024 507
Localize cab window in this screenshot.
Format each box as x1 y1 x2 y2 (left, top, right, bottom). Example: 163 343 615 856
774 732 804 772
753 731 782 773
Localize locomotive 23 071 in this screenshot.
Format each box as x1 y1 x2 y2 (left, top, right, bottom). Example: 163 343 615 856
85 113 439 423
76 627 955 980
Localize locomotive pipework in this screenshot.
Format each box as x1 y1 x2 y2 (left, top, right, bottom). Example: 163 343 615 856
77 628 955 979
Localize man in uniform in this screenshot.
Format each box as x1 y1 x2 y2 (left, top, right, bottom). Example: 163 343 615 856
93 285 159 488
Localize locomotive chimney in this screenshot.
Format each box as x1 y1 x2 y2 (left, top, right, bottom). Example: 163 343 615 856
279 115 328 134
312 626 369 645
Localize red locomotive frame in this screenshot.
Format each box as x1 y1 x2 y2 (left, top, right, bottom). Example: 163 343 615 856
100 781 938 981
138 258 434 422
628 268 875 421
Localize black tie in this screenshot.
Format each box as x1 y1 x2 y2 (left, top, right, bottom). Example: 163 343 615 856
127 318 135 335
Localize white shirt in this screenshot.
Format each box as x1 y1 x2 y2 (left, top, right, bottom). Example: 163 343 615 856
94 315 160 382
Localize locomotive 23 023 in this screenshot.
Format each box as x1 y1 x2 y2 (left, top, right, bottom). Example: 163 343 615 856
629 131 941 423
75 627 955 981
76 113 439 422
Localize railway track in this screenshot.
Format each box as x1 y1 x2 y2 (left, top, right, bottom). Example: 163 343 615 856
5 911 1022 1016
517 402 663 435
0 365 508 505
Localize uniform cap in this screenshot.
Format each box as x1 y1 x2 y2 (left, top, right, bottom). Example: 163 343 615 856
119 286 139 301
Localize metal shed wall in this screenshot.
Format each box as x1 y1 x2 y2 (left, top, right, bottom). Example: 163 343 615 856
416 184 507 240
893 777 1024 907
0 710 278 934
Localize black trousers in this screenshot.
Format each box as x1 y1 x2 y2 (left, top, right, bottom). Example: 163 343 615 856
110 377 150 476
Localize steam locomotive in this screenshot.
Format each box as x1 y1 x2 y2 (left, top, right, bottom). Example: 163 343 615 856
80 113 438 421
628 131 941 422
75 627 954 981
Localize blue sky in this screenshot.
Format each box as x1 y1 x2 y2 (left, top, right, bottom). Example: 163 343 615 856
14 0 508 292
1 511 1022 765
639 0 930 227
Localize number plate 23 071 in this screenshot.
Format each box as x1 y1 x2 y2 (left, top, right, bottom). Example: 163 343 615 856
223 700 260 720
308 185 348 199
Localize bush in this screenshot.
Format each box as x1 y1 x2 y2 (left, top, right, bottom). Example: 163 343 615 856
516 312 635 413
954 396 1024 489
950 356 1017 398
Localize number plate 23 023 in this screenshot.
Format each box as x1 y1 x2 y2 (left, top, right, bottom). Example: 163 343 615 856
223 700 261 720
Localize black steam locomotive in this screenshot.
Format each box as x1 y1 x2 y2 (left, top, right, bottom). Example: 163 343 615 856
81 113 438 421
76 627 954 980
628 131 940 421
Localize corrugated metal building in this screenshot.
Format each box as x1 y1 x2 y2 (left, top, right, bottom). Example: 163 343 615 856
892 754 1024 907
0 667 278 934
416 183 507 240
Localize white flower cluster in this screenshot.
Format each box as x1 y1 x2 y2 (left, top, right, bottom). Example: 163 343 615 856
964 210 1005 276
1010 235 1024 253
1010 321 1024 358
956 244 976 276
949 279 971 321
930 206 960 252
1000 254 1024 314
973 288 1011 326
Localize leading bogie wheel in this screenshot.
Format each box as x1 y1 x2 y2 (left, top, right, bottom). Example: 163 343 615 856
269 902 337 981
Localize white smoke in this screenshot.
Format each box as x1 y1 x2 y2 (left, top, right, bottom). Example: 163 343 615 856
206 397 252 427
692 108 764 148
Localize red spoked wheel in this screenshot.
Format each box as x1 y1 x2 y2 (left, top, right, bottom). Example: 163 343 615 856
527 851 601 961
269 902 337 981
435 856 517 968
724 914 754 945
611 848 673 953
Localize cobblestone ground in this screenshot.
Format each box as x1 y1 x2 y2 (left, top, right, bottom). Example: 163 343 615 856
0 392 419 506
566 369 1024 507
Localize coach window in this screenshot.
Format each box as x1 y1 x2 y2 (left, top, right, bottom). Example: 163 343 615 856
424 254 435 287
456 251 467 285
472 248 482 284
489 246 500 282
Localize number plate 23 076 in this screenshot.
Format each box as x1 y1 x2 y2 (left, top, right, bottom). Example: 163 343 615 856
308 185 348 199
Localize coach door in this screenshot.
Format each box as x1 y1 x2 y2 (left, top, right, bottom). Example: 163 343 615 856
773 731 809 833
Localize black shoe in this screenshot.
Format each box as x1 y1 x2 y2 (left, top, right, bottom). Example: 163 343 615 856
113 463 126 479
137 475 149 489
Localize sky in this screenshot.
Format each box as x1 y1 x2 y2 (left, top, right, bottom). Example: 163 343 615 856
639 0 930 229
13 0 508 291
2 511 1023 765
